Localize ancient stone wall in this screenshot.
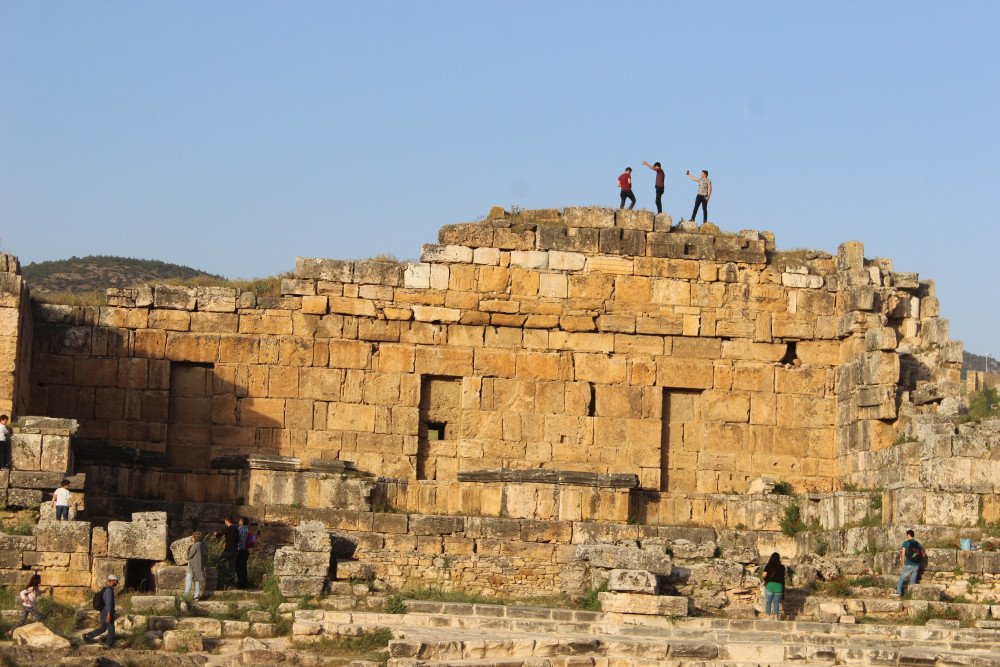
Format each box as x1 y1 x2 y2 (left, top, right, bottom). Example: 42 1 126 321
4 209 967 529
0 253 32 417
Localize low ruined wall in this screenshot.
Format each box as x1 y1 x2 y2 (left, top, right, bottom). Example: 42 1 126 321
0 253 32 417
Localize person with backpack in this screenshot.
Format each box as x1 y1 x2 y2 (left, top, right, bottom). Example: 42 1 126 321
895 529 923 596
213 516 240 588
183 532 207 599
6 574 47 637
84 573 118 647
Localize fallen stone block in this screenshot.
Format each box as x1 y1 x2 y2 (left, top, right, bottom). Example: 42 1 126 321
606 569 659 595
598 592 687 616
107 512 167 560
32 521 90 553
670 538 717 559
129 596 177 614
274 547 331 577
12 622 71 649
163 629 203 652
909 584 944 601
818 602 847 623
278 576 325 597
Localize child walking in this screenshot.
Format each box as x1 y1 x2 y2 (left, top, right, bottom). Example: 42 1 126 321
7 574 46 636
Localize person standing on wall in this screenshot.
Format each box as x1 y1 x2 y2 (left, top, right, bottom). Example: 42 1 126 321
641 161 665 214
894 529 923 596
51 478 79 521
618 167 636 210
686 169 711 223
761 552 786 620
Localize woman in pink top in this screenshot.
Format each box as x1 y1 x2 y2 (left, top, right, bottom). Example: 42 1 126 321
7 574 46 636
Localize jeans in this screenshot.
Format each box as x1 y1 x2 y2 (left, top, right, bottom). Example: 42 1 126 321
897 564 920 594
218 551 238 585
183 571 203 598
765 590 782 615
620 189 635 210
55 505 70 521
84 613 115 647
12 605 41 631
691 194 708 222
655 186 664 214
235 550 250 588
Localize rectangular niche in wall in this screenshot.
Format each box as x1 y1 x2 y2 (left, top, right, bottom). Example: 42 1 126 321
660 387 704 492
417 375 462 480
167 362 215 469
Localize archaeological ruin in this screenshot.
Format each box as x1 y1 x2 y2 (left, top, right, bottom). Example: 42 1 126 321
2 208 1000 664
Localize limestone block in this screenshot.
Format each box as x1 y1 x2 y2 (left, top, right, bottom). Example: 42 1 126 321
576 544 672 575
599 592 687 616
912 382 959 405
818 602 847 623
563 207 614 228
32 521 90 553
163 629 203 653
863 328 896 353
295 257 354 282
335 559 374 580
11 622 71 650
280 278 315 296
420 244 473 263
670 539 717 559
537 224 599 253
154 285 197 310
411 305 461 323
6 488 42 508
746 477 775 494
848 286 875 311
509 250 548 270
860 351 900 385
909 584 943 601
40 434 71 473
781 272 823 289
107 514 168 560
278 575 325 597
224 620 251 637
607 569 659 594
294 522 332 552
10 433 41 471
130 595 178 613
614 209 654 231
196 286 238 312
403 263 431 289
354 261 403 286
91 558 126 590
892 272 920 289
837 241 864 271
274 547 331 577
438 222 495 247
653 213 673 231
177 616 223 637
548 251 585 271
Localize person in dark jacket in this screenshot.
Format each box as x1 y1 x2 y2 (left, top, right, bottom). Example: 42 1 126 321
761 552 786 620
213 516 239 587
184 532 207 599
235 517 250 589
84 573 118 647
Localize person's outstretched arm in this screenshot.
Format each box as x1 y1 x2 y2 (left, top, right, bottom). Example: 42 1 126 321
641 161 656 171
686 171 699 182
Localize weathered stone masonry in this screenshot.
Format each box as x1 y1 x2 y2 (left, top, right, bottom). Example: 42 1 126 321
0 208 997 602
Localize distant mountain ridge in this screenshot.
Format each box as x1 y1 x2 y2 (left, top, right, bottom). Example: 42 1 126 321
21 255 223 295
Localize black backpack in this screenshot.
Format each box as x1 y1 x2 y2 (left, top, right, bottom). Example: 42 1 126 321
92 588 107 611
906 541 923 562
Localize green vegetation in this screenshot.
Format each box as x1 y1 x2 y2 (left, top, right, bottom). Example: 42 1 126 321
772 481 793 496
382 594 406 614
960 389 1000 423
0 508 39 535
813 536 830 556
779 504 806 537
295 628 393 664
22 255 223 295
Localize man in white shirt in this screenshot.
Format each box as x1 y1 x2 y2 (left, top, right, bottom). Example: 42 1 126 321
52 479 79 521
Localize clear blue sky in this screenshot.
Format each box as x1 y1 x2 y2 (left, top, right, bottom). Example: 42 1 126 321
1 1 998 356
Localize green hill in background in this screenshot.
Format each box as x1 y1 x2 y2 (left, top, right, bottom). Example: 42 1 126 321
22 255 224 296
963 350 1000 380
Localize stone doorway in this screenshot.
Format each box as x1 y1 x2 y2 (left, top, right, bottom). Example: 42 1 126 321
417 375 462 480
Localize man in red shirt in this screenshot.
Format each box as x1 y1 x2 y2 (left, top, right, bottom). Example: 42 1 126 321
642 160 665 214
618 168 635 210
